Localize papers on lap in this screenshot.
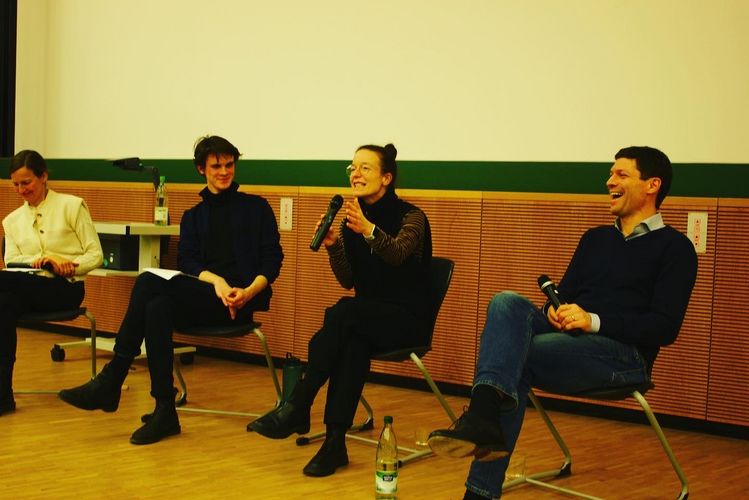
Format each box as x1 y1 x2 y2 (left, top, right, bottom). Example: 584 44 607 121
2 266 44 273
142 267 195 280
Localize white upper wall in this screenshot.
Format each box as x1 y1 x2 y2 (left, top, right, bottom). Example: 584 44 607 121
15 0 749 162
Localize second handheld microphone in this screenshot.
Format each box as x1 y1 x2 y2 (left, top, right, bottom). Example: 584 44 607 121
310 194 344 251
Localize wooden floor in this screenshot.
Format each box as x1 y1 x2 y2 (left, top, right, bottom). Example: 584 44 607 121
3 329 749 499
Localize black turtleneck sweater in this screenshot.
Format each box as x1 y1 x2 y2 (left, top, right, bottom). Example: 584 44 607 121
327 190 433 321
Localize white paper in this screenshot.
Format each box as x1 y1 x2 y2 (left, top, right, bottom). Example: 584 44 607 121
2 267 44 273
142 267 185 280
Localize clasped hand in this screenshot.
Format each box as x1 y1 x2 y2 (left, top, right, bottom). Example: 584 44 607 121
33 255 78 278
213 280 252 320
547 303 593 333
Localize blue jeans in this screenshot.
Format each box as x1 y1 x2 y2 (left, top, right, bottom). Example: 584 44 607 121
466 292 649 499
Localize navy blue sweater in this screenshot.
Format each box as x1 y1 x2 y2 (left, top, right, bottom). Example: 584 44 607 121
558 225 697 367
178 184 283 312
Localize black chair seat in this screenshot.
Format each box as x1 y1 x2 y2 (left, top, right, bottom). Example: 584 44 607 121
18 307 89 324
372 346 431 362
572 380 655 400
179 321 261 338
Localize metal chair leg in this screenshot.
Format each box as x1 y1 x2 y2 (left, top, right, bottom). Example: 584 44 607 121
297 353 455 467
504 389 689 500
177 327 281 418
16 311 98 395
632 391 689 500
503 390 589 497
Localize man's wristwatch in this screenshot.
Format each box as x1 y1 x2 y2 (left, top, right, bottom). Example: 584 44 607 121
364 225 377 241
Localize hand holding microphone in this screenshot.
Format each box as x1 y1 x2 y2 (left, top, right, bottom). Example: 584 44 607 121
310 195 344 251
537 274 589 333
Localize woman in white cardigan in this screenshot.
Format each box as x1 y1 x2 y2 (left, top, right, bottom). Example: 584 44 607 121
1 149 103 415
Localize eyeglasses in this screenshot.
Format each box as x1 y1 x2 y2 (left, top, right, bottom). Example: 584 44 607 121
346 164 374 176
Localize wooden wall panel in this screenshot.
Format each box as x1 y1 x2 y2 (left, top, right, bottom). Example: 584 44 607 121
708 200 749 425
1 181 746 426
647 200 715 419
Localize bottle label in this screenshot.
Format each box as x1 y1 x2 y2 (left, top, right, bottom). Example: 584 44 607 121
154 206 168 225
375 470 398 494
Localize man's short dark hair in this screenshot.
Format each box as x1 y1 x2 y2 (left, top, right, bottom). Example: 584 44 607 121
615 146 672 209
193 135 241 172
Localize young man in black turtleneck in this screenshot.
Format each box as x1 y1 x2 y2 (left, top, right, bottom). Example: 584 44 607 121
59 135 283 445
427 146 698 500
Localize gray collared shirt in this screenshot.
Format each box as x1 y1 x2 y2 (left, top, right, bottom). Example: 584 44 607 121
614 212 665 240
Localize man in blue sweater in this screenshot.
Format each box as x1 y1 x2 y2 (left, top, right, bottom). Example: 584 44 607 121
428 146 698 500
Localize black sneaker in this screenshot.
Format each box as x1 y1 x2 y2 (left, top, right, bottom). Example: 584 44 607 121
428 408 508 461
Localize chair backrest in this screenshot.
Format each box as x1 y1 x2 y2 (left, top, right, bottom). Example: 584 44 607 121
425 256 455 343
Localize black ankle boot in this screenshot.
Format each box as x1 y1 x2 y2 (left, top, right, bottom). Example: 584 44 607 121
302 427 349 477
130 399 181 445
0 364 15 416
247 401 311 438
58 363 122 412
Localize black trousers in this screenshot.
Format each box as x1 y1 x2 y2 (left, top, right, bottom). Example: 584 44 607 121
113 272 252 400
0 272 84 368
306 296 427 427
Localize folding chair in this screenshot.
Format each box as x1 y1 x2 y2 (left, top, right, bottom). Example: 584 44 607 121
175 321 282 420
297 256 457 467
503 382 689 499
14 307 97 394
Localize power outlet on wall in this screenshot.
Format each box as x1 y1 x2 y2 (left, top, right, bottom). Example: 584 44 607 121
279 198 293 231
687 212 708 254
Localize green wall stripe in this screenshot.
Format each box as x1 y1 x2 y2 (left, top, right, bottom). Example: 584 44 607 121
1 158 747 198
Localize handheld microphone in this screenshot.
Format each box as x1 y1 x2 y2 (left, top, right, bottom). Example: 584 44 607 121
537 274 562 310
310 195 344 251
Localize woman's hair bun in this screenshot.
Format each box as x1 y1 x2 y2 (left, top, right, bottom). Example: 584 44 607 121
383 143 398 160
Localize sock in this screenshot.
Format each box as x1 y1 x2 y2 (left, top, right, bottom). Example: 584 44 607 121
469 384 504 422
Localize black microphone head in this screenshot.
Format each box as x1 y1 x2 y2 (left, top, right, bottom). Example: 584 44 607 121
329 194 344 210
537 274 552 289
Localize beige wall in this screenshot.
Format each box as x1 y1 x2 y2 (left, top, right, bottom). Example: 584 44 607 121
15 0 749 163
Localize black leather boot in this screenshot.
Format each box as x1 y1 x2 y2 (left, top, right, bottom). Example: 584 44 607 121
302 426 349 477
247 401 311 439
58 363 122 412
130 398 181 445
